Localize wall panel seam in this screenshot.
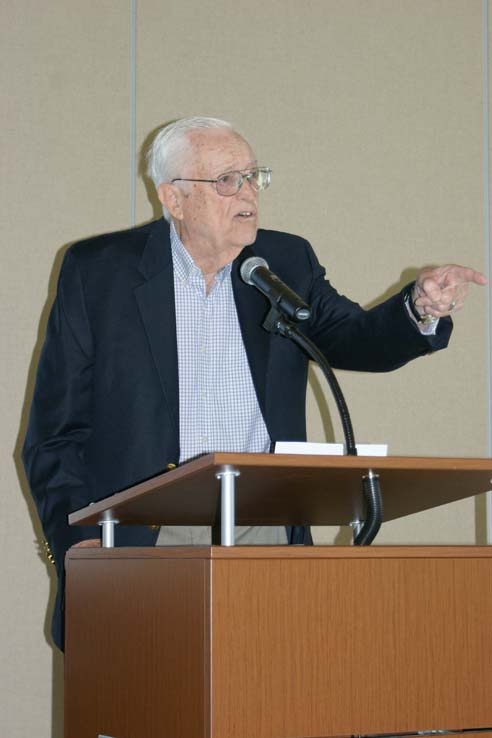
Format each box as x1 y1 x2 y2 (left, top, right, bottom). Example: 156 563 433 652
483 0 492 542
130 0 137 226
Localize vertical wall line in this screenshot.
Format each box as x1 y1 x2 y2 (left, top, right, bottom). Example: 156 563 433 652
130 0 137 226
483 0 492 543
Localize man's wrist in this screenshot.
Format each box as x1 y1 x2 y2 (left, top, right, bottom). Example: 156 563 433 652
405 284 439 326
404 284 439 336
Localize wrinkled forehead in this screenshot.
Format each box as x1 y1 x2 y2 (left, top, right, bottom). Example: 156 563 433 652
184 129 256 176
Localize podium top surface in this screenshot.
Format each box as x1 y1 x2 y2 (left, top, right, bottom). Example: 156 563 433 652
68 452 492 528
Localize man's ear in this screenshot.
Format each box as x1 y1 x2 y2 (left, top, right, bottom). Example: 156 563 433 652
157 183 184 220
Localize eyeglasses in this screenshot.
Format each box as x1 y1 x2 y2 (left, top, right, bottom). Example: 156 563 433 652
171 167 272 197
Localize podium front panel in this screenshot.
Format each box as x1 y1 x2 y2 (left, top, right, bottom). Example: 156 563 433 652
65 546 492 738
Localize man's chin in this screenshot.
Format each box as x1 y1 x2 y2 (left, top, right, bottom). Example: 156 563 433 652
238 222 258 247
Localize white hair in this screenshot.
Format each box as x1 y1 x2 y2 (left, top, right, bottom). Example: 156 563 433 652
147 116 234 222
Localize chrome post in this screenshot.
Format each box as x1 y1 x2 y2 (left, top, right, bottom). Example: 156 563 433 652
215 465 240 546
349 519 363 544
99 510 119 548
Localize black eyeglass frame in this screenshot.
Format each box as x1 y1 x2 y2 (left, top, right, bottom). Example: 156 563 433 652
170 167 272 196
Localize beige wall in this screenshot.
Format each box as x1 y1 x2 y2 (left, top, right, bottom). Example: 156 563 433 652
2 1 490 736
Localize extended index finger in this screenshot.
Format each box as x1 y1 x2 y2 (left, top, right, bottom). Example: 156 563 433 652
445 265 487 287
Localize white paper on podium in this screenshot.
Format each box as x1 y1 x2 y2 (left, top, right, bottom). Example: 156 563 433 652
274 441 388 456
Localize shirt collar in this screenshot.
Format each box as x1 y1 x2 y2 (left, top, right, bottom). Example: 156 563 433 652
170 222 232 286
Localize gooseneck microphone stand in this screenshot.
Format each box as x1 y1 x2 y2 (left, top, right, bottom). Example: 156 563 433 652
262 304 383 546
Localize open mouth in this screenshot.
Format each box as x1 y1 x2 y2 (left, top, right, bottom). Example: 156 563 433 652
235 211 256 219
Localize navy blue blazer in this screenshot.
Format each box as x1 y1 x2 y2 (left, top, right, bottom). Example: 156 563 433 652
22 218 452 648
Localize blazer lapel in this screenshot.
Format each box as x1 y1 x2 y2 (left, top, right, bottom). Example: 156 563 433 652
134 220 179 437
232 245 273 426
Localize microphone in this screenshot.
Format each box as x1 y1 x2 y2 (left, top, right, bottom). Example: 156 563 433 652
240 256 311 322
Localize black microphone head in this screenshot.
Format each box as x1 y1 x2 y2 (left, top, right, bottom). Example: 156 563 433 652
240 256 268 285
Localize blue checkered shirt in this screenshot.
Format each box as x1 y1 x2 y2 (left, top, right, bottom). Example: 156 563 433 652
171 223 271 462
156 225 287 545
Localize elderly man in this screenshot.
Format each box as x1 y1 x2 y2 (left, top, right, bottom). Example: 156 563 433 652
23 116 485 649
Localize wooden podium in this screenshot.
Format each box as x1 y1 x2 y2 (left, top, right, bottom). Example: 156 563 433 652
65 454 492 738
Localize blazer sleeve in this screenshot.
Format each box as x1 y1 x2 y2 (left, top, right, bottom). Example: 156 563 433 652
302 240 452 371
22 248 100 576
